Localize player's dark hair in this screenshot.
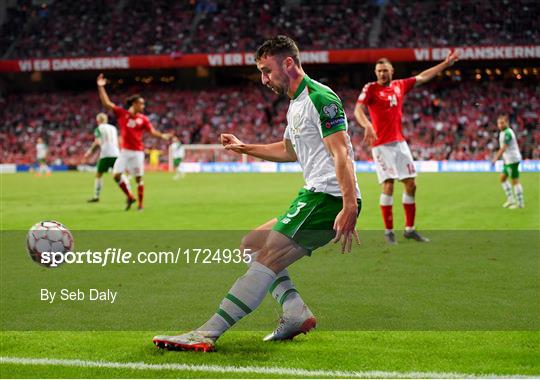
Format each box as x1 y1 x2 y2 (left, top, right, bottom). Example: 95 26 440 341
255 35 301 65
126 94 142 107
497 114 509 120
376 58 393 66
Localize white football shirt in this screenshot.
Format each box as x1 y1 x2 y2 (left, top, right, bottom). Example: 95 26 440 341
498 127 522 164
284 75 360 199
94 123 120 158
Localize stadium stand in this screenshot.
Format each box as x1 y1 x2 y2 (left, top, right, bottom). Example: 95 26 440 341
1 79 537 164
2 0 538 58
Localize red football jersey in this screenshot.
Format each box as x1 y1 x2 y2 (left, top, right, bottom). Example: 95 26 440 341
357 77 416 147
112 106 153 151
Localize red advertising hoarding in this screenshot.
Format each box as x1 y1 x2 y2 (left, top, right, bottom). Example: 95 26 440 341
0 46 538 73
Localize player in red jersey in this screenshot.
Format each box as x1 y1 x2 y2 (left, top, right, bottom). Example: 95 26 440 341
97 74 171 210
354 53 458 244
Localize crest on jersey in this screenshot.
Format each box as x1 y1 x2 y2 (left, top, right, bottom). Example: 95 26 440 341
394 86 401 95
127 119 137 128
322 103 339 118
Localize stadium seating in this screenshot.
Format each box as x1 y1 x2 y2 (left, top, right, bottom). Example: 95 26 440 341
1 79 537 164
1 0 538 58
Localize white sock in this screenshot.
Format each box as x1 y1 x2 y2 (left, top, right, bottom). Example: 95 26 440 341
94 178 103 199
502 181 514 201
248 251 305 315
514 184 524 206
197 262 276 339
269 271 304 315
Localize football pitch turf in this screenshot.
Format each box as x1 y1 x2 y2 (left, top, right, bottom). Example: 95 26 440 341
1 172 539 378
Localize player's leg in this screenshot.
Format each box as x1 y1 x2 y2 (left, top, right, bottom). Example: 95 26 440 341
241 219 310 327
88 171 103 202
373 144 398 244
401 178 427 242
153 232 307 351
113 152 135 209
381 180 396 244
135 175 144 210
509 163 524 208
396 142 428 242
130 151 145 210
173 158 185 179
35 160 42 176
402 178 416 231
499 167 515 207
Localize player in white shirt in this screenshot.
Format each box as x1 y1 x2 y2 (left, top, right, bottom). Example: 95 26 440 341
84 113 120 202
491 114 524 209
35 137 51 176
170 136 186 179
153 36 361 352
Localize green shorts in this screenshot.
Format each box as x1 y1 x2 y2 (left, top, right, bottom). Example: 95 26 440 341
502 162 520 179
272 188 362 254
96 157 117 173
173 158 183 167
37 158 46 165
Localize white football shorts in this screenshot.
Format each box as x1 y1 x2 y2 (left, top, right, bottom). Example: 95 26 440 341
113 149 145 176
372 141 417 184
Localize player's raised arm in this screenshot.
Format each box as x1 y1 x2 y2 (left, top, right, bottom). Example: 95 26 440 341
221 133 297 162
96 74 116 110
323 130 360 253
414 51 460 86
354 102 377 146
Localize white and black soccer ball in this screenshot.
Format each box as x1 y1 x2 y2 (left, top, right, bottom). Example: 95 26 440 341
27 221 73 267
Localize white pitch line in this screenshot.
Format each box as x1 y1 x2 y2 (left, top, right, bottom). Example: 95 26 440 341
0 356 534 379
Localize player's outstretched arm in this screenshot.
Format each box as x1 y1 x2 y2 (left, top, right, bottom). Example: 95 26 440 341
149 128 172 141
221 133 297 162
96 74 116 110
414 51 460 86
323 131 360 253
354 103 377 146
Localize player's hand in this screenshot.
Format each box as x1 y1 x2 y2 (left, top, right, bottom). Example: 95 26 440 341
363 125 378 146
97 73 107 87
221 134 248 153
221 133 242 147
332 205 360 254
161 133 172 141
445 51 459 66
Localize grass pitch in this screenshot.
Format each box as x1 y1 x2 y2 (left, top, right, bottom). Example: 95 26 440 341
1 171 539 378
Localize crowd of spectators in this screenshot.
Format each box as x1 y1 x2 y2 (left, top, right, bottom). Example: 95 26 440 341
2 0 538 58
379 0 539 48
1 78 538 165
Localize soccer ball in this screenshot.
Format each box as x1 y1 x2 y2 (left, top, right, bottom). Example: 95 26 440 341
27 221 73 267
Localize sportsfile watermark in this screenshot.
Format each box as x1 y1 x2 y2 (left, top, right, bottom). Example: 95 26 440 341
1 230 538 331
39 248 253 267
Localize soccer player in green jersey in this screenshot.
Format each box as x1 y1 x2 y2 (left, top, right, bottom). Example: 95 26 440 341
84 113 120 202
153 36 361 352
492 114 524 208
34 137 51 176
